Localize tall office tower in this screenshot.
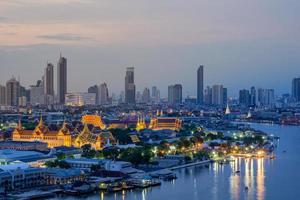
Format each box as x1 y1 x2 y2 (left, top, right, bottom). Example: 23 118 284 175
0 85 6 106
168 84 182 105
125 67 136 104
223 87 228 105
88 85 99 104
44 63 54 104
292 77 300 102
30 80 45 105
212 85 224 105
250 86 256 106
239 89 251 107
204 86 212 105
257 88 275 106
57 54 67 104
197 65 204 105
6 77 20 107
99 82 109 105
151 86 160 104
142 87 151 103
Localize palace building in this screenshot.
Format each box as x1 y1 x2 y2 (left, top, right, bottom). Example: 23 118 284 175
12 118 72 148
148 117 182 131
12 117 114 150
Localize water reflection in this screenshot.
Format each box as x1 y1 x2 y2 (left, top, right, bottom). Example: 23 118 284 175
228 157 265 200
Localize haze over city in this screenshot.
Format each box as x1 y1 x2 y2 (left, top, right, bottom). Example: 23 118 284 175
1 0 299 96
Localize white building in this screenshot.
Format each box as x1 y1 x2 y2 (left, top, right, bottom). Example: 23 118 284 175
65 93 96 106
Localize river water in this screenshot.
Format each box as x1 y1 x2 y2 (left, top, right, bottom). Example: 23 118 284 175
55 123 300 200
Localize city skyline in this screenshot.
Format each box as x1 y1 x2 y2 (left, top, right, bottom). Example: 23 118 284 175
0 0 299 97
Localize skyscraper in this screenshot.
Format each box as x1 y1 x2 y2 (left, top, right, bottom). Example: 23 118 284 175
125 67 136 104
88 85 99 104
204 86 212 105
6 77 20 106
257 88 275 107
239 89 250 107
142 87 151 103
44 63 54 104
168 84 182 105
212 85 224 106
250 86 256 106
57 54 67 104
292 77 300 102
0 85 6 106
30 80 44 105
99 83 109 105
197 65 204 105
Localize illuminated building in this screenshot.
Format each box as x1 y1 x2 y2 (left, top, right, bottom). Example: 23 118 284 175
148 117 182 131
12 119 72 148
12 117 114 150
81 115 106 130
136 116 146 131
73 123 102 150
65 93 96 106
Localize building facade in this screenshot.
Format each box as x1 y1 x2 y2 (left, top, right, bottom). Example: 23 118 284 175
292 77 300 102
197 65 204 105
168 84 182 105
6 77 20 107
125 67 136 104
57 54 67 104
65 93 96 106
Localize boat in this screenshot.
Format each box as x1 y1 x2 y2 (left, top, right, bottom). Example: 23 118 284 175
121 182 135 190
107 185 123 192
129 179 151 188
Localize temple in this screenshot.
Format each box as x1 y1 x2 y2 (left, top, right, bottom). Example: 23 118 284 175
148 117 182 131
136 116 147 131
81 115 106 130
13 117 114 150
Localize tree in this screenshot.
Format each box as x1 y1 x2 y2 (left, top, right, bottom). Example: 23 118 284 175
56 152 66 160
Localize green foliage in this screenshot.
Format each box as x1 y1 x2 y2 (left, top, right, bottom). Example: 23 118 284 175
44 159 71 169
56 152 66 160
110 128 132 144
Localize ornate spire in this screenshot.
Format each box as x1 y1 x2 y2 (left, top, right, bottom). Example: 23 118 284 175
38 115 44 127
18 118 23 130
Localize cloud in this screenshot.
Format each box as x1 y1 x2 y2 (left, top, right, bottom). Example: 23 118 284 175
37 33 91 41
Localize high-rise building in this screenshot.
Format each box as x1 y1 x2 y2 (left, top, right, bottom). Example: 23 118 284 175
151 86 160 104
204 86 212 105
142 87 151 103
44 63 54 104
125 67 135 104
57 54 67 104
168 84 182 105
0 85 6 106
239 89 250 107
292 77 300 102
88 85 99 105
212 85 224 105
223 87 227 105
6 77 20 107
99 83 109 105
197 65 204 105
257 88 275 107
250 86 256 106
30 80 45 105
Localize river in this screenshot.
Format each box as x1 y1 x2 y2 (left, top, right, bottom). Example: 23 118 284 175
55 123 300 200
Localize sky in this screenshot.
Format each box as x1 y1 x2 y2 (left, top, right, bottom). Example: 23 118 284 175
0 0 299 97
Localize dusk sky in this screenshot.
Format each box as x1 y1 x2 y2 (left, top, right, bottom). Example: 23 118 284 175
0 0 299 97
